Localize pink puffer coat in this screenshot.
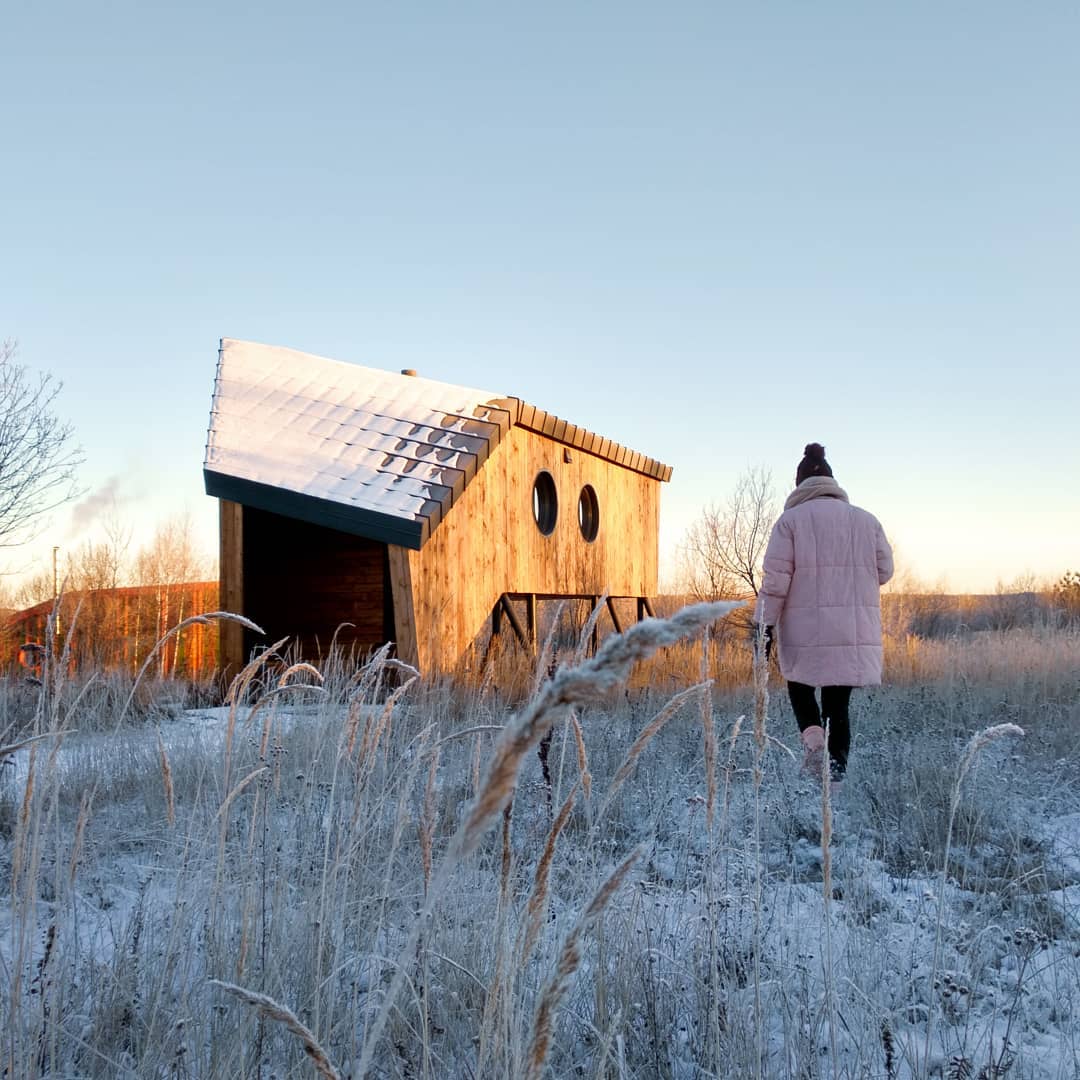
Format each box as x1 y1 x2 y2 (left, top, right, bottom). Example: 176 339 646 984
753 476 894 687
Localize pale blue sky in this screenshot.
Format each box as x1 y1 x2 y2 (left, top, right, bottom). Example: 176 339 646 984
2 2 1077 593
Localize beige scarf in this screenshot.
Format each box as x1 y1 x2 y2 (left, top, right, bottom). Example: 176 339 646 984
783 475 850 510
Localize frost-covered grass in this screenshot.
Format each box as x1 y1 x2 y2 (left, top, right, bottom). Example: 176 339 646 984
2 615 1080 1078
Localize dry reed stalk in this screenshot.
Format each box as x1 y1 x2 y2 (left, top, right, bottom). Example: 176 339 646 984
0 733 51 761
519 782 579 963
820 718 833 895
353 677 418 782
157 730 175 827
120 611 264 724
355 602 739 1079
344 642 392 691
255 682 326 758
574 592 610 663
752 631 769 760
500 801 514 905
214 766 271 821
719 713 745 835
820 721 838 1078
11 744 36 893
236 903 251 980
924 721 1026 1069
7 743 37 1065
750 621 770 1078
223 637 290 793
699 626 717 828
478 798 517 1075
345 673 421 760
380 656 422 679
531 600 566 697
250 663 324 756
477 804 515 1078
524 848 641 1080
343 695 368 756
277 661 323 688
471 730 482 796
596 682 711 827
418 749 440 896
431 724 505 751
68 788 94 889
955 723 1026 789
727 713 745 759
210 980 341 1080
570 712 591 802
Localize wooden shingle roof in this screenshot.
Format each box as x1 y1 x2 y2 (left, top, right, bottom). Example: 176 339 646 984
204 339 671 549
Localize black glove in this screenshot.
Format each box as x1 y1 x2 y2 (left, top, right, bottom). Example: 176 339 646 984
753 624 774 661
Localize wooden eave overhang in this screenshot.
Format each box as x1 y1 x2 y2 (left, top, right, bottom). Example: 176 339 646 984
495 397 673 482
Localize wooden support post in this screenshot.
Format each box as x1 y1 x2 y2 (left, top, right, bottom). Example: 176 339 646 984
590 596 599 655
480 597 504 674
387 545 420 671
605 596 624 635
500 594 529 649
526 593 538 647
643 597 657 619
218 499 245 674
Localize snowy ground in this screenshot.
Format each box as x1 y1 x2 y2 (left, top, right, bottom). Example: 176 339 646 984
3 650 1080 1078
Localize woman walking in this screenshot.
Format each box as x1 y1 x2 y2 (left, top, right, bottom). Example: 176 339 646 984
754 443 894 787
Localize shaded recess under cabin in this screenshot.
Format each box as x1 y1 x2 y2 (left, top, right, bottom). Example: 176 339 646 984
203 339 672 676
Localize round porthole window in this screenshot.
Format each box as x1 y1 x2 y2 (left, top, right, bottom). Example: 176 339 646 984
578 484 599 542
532 471 558 536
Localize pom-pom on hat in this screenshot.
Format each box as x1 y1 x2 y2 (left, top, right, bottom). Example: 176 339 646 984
796 442 833 485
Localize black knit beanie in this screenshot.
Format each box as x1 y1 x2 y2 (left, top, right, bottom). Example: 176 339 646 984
796 442 833 485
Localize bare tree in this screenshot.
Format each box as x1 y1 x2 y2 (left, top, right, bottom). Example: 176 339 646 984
678 465 777 600
0 341 83 548
14 567 56 609
101 501 132 590
135 514 210 675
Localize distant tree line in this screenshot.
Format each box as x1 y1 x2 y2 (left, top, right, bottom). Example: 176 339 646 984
675 465 1080 640
1 514 219 678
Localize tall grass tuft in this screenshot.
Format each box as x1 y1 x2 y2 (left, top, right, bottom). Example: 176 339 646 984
923 722 1026 1070
210 980 341 1080
524 848 642 1080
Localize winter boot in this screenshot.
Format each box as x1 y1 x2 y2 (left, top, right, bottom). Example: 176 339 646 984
800 725 827 779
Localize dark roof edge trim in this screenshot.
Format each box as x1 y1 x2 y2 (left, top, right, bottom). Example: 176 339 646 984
204 470 426 550
493 397 673 482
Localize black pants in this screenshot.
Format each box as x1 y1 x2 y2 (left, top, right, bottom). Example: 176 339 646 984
788 682 853 776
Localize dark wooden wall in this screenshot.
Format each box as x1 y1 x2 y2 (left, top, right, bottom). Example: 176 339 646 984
234 504 392 666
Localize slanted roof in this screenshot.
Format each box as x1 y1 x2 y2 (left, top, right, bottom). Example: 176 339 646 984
204 339 671 550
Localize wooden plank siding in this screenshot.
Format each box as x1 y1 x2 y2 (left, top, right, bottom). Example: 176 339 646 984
239 505 392 663
399 426 660 673
386 545 419 670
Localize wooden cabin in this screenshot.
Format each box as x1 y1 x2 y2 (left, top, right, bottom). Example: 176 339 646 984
204 339 672 675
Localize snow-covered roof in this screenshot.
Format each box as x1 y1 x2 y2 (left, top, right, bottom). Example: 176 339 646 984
204 339 670 549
